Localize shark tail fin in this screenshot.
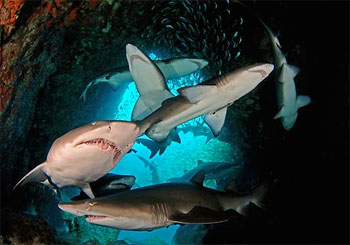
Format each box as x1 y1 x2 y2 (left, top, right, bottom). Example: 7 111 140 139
297 95 311 109
132 90 174 121
13 161 48 190
136 138 160 159
79 81 94 101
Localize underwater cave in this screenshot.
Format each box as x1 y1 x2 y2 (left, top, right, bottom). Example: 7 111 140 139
0 0 349 244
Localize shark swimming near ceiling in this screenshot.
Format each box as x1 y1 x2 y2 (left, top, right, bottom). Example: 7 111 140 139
80 57 208 101
58 171 268 231
14 121 139 198
260 22 311 130
126 44 274 142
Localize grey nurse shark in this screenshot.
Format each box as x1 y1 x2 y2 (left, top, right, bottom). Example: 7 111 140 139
14 121 139 198
58 171 268 231
80 57 208 101
126 44 274 142
261 21 311 130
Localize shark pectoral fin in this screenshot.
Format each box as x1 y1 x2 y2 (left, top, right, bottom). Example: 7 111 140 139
204 107 227 137
190 170 205 185
170 206 232 224
273 105 286 119
13 161 48 190
296 95 311 109
177 85 216 104
81 183 95 199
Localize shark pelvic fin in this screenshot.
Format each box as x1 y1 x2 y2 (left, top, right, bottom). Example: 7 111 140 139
171 128 181 143
190 170 205 185
204 107 227 137
81 183 95 199
278 63 300 83
13 161 48 190
146 127 170 142
296 95 311 109
178 85 216 104
169 206 232 224
273 105 286 119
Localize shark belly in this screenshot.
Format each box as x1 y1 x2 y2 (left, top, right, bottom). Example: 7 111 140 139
153 98 222 134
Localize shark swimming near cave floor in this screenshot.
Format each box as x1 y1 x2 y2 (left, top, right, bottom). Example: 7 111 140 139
58 171 268 231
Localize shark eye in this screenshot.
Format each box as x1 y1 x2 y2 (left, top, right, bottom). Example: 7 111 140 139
91 121 97 126
108 125 112 131
88 202 97 207
105 75 111 80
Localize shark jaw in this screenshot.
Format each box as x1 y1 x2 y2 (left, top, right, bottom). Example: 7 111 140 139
76 138 121 162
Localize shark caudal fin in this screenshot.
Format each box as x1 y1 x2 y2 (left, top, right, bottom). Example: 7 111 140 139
79 81 94 101
126 44 175 121
13 161 48 190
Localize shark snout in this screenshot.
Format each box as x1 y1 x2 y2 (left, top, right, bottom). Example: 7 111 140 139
58 202 86 216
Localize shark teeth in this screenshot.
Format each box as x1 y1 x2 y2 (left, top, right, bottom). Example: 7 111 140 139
85 215 107 222
79 138 121 161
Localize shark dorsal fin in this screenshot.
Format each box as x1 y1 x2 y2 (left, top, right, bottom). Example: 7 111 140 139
296 95 311 109
178 85 216 104
204 107 227 137
190 170 205 185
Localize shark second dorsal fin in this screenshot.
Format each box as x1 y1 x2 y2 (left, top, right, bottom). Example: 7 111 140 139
190 170 205 185
204 107 227 137
296 95 311 109
178 85 216 104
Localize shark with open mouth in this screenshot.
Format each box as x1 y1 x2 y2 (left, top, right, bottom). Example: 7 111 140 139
14 120 139 198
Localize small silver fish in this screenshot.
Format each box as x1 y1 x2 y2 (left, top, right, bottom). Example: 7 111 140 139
165 24 174 30
235 51 241 59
